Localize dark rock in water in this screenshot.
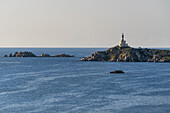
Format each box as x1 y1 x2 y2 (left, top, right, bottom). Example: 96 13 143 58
9 53 13 57
81 45 170 62
6 51 37 57
40 53 74 57
110 70 125 74
54 54 74 57
4 55 8 57
41 54 51 57
13 52 18 57
16 52 37 57
4 52 74 58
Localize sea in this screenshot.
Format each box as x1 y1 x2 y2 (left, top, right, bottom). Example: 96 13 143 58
0 48 170 113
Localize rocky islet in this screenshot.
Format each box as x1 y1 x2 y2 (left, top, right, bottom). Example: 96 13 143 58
4 51 74 58
81 45 170 62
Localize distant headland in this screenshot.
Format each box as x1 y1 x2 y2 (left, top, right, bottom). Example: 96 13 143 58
81 33 170 62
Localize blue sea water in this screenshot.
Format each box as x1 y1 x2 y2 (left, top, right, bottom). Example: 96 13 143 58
0 48 170 113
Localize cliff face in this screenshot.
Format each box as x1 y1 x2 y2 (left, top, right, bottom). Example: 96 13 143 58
81 46 170 62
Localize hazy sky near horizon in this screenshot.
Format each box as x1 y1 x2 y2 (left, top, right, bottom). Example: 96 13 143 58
0 0 170 47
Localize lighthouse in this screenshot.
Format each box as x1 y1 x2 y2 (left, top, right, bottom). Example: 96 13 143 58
119 33 129 47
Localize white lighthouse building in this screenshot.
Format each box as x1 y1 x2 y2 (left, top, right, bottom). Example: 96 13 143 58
119 33 129 47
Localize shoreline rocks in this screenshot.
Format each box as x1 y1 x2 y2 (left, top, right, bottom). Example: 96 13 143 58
81 45 170 63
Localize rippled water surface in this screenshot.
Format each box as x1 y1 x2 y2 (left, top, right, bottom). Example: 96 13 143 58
0 48 170 113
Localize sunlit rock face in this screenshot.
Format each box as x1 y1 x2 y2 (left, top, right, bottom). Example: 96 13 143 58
81 45 170 62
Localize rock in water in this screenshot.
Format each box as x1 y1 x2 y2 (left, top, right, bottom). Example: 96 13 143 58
41 54 51 57
16 52 37 57
81 45 170 62
4 52 75 58
9 53 13 57
110 70 125 74
54 54 74 57
6 51 37 57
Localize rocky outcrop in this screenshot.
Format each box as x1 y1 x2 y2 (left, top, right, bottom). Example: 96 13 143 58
110 70 125 73
81 45 170 62
41 54 51 57
5 51 37 57
4 52 74 58
39 53 74 57
54 54 74 57
4 55 8 57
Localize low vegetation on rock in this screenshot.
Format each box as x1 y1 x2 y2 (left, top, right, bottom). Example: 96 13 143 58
81 45 170 62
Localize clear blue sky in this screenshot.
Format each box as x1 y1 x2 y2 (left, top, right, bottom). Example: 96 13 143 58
0 0 169 47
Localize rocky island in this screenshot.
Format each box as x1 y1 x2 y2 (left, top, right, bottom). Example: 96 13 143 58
4 51 37 57
4 51 74 58
81 33 170 62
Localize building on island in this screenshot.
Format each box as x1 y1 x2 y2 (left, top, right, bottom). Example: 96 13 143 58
119 33 129 47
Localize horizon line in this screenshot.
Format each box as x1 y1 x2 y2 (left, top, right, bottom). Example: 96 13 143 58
0 46 170 48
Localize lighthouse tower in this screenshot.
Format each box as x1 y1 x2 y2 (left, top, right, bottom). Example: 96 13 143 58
119 33 129 47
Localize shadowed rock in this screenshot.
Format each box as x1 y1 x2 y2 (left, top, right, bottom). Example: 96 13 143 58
9 53 13 57
54 54 74 57
5 51 37 57
110 70 125 74
15 51 37 57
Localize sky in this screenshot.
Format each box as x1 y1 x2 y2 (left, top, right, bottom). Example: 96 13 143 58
0 0 170 47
